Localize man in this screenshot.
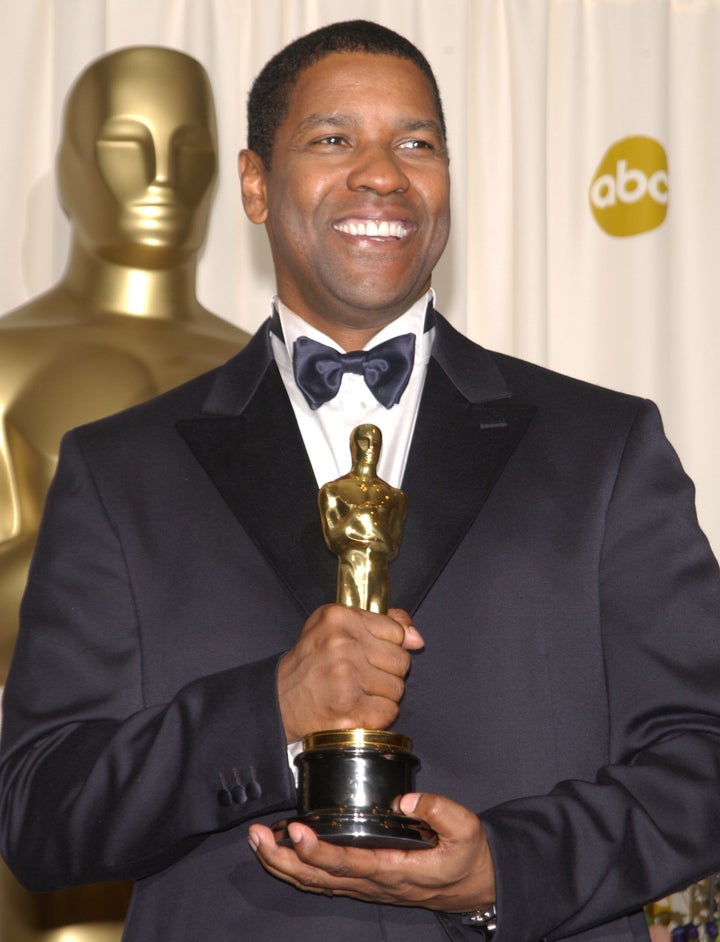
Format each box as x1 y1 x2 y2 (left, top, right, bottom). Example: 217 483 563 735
2 19 720 942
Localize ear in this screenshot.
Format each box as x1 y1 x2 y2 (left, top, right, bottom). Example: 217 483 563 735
238 149 269 224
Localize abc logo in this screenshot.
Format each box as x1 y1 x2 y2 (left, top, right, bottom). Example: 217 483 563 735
589 136 669 237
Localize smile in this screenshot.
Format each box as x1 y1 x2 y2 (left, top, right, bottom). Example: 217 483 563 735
332 219 409 238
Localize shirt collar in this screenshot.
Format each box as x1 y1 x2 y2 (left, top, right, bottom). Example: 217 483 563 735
270 289 436 371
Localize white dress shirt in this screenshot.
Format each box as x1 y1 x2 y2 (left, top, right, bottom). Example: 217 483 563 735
270 290 436 489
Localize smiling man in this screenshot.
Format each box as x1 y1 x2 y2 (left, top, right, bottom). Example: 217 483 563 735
239 48 450 346
2 19 720 942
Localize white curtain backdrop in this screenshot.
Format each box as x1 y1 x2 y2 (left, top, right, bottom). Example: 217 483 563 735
0 0 718 551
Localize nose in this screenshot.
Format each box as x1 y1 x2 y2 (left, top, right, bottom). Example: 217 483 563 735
346 144 410 195
149 132 174 188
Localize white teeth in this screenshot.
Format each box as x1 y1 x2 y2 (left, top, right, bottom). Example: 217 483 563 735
333 220 408 238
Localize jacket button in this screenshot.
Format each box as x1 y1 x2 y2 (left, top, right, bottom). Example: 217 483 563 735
231 784 247 805
217 788 232 807
246 780 262 800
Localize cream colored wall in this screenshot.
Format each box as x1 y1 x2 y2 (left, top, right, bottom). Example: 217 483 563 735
0 0 717 537
0 4 718 937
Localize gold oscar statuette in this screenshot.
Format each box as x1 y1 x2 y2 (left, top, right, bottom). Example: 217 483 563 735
272 424 437 848
0 46 248 942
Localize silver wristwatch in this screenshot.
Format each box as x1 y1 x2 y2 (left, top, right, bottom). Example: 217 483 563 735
461 904 497 938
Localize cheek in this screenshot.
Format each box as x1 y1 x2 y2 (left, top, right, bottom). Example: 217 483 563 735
429 185 451 222
417 168 450 213
267 182 325 250
265 200 319 280
96 141 153 203
174 149 216 206
424 184 451 247
269 169 335 223
268 207 310 255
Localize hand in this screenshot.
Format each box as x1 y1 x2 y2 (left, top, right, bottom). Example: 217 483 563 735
247 792 495 912
277 605 424 743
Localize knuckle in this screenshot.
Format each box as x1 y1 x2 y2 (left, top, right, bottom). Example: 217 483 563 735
300 873 329 892
374 702 399 728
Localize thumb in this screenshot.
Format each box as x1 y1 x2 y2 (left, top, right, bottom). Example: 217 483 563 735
387 608 425 651
395 792 496 903
395 792 483 843
402 624 425 650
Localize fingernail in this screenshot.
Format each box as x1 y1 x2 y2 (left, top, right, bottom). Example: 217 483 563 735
288 823 304 844
248 830 260 852
399 792 421 815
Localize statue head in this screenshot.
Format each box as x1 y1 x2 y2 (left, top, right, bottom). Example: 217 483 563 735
350 424 382 471
57 46 218 269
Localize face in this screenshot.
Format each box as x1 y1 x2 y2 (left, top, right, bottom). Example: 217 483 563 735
58 48 217 267
353 424 382 466
240 52 450 345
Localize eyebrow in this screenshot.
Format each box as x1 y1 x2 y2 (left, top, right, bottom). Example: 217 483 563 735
290 113 443 139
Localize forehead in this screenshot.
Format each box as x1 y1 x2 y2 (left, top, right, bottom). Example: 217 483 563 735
284 51 440 127
68 52 214 141
356 426 381 444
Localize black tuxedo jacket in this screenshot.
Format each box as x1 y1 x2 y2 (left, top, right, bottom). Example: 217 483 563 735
2 313 720 942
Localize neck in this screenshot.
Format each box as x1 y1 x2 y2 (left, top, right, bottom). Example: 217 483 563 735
62 240 205 321
277 297 407 351
305 318 388 352
352 462 376 479
330 325 387 351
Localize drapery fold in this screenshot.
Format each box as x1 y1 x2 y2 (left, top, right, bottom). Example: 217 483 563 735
0 0 718 550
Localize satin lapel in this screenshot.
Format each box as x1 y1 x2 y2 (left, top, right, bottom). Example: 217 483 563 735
175 314 534 618
392 357 535 614
176 364 336 617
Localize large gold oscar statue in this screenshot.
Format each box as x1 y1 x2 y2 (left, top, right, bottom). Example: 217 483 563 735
0 46 248 942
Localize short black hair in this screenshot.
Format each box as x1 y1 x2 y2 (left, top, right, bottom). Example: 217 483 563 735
247 19 446 168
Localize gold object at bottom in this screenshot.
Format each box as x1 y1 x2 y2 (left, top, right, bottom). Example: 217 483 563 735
302 728 413 752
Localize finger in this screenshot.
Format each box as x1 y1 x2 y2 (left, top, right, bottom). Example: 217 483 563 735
248 824 322 885
284 822 411 888
402 625 425 650
250 823 374 899
364 636 412 679
387 609 425 650
395 792 482 844
359 609 407 645
386 608 412 628
360 610 425 655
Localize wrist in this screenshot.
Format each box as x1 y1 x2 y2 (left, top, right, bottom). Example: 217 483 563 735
461 903 497 938
276 651 302 744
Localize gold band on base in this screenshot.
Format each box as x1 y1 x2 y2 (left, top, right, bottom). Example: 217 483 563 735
302 728 413 753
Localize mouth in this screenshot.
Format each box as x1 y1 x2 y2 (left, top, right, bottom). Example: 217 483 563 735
332 218 410 239
132 202 181 215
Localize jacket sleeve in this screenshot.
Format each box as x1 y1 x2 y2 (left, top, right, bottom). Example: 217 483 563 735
481 400 720 942
0 430 297 890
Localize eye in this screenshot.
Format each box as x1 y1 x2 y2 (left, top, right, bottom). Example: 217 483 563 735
97 117 152 147
313 135 349 147
96 118 154 193
398 139 434 151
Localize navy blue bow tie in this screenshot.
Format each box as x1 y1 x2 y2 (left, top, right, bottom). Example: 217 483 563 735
292 333 416 410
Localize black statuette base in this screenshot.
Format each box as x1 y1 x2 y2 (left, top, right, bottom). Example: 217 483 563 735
272 809 437 849
271 729 438 849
